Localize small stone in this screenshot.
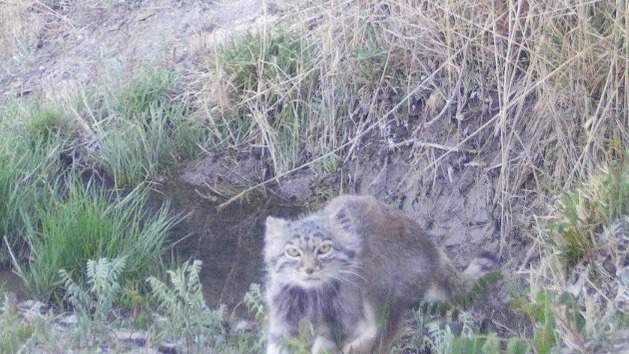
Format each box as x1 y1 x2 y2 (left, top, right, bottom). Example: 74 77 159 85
116 330 147 347
58 313 78 327
158 341 178 354
18 300 51 321
234 319 257 333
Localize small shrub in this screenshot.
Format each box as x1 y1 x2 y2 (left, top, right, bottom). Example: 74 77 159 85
549 155 629 267
147 260 225 352
214 31 319 173
60 257 126 344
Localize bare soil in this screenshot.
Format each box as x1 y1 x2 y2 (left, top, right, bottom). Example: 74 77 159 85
1 0 280 100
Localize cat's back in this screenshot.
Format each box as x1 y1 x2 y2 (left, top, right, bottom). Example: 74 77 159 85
324 194 442 304
324 195 432 242
324 194 440 265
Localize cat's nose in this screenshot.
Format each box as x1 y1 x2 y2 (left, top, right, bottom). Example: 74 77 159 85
304 267 315 274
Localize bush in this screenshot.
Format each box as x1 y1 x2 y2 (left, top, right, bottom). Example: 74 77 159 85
210 31 320 173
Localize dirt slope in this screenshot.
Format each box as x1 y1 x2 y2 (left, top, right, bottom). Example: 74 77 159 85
1 0 279 99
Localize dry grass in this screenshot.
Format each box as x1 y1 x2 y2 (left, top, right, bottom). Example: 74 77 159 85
0 1 41 62
192 1 627 349
196 0 627 237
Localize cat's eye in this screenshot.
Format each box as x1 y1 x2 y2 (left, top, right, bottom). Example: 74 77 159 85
285 246 301 258
317 243 332 255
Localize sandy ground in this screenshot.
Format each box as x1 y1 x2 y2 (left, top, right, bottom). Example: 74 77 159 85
1 0 280 100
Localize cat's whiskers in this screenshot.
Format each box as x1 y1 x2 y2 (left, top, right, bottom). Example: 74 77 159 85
325 273 355 286
338 269 367 283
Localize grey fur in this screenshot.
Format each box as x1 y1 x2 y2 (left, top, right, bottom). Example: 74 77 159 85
263 195 496 354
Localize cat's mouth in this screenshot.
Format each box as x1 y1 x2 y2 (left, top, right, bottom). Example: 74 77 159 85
302 274 320 281
298 273 326 286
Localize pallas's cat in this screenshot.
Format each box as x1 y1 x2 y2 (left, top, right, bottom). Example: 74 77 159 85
263 195 496 353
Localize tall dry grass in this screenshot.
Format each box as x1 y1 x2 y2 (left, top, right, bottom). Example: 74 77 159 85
199 0 627 235
195 1 627 348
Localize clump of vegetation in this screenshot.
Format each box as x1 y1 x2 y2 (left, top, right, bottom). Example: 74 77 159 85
95 69 208 187
207 31 321 174
550 158 628 267
0 293 35 354
531 156 628 352
147 260 226 352
0 102 63 264
24 180 178 301
60 257 127 346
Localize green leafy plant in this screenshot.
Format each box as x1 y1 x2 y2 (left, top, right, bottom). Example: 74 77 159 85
549 156 628 267
512 290 556 354
59 257 126 345
242 283 266 323
0 293 34 354
147 260 225 352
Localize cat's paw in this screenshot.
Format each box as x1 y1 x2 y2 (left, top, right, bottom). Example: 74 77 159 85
342 340 370 354
312 336 339 354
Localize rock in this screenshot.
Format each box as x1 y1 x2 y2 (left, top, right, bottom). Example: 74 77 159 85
234 319 257 333
18 300 51 321
115 330 147 347
158 341 178 354
57 313 78 327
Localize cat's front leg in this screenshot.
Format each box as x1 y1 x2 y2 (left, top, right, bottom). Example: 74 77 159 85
341 299 379 354
266 311 295 354
312 336 339 354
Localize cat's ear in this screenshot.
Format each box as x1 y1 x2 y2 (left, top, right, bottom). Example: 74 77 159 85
265 216 287 241
331 206 355 233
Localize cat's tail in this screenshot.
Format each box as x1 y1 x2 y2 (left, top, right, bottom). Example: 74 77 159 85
426 250 498 303
461 251 498 288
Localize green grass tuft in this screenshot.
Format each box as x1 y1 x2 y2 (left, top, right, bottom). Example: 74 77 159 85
214 31 319 173
23 178 178 302
0 102 63 264
97 70 207 187
550 154 629 267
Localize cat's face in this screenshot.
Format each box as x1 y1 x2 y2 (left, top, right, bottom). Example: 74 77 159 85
264 211 361 289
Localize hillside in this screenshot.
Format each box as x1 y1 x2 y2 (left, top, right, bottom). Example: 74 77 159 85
0 0 627 353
